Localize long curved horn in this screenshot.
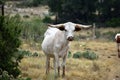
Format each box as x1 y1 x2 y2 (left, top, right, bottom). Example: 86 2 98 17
48 24 65 30
76 24 92 28
48 24 64 28
75 24 92 31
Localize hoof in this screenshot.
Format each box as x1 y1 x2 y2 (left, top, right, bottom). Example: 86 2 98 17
118 54 120 58
118 55 120 58
62 74 65 78
55 74 59 78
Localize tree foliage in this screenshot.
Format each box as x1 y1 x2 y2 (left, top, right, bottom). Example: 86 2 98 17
17 0 47 7
48 0 120 27
48 0 97 23
0 14 22 78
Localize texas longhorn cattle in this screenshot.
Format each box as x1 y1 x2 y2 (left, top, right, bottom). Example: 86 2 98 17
115 33 120 58
41 22 91 77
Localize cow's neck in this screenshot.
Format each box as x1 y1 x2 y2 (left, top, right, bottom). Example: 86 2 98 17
63 31 69 45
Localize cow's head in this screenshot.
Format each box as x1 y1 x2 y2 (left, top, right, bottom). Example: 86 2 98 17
48 22 91 41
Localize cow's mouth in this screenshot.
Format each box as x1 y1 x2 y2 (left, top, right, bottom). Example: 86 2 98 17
67 37 74 41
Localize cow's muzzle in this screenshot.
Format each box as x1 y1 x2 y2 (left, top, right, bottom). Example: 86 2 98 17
67 36 74 41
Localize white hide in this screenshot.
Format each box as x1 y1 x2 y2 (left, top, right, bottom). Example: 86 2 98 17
115 33 120 40
42 22 79 58
42 27 69 58
41 22 91 76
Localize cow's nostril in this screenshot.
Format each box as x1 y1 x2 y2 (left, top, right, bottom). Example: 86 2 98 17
67 36 74 41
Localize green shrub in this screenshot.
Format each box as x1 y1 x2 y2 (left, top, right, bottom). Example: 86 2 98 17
82 51 98 60
72 51 98 60
73 52 82 59
0 70 14 80
68 51 72 58
21 17 47 43
26 77 32 80
95 30 101 39
18 50 32 57
102 31 117 41
17 0 47 7
106 18 120 27
0 15 22 78
23 15 30 18
42 16 53 23
15 50 24 62
0 69 31 80
17 50 41 57
32 52 39 57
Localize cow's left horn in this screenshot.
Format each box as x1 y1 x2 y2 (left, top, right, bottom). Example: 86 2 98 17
48 24 65 30
48 24 64 28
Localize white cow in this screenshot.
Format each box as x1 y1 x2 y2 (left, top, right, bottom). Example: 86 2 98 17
41 22 91 77
115 33 120 58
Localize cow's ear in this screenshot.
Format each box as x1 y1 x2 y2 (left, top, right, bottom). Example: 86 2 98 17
58 26 65 31
75 25 81 31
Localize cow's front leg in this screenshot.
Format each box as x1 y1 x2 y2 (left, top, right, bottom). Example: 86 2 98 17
62 55 67 77
118 43 120 58
118 51 120 58
58 65 60 77
54 54 60 77
46 56 50 74
117 43 120 58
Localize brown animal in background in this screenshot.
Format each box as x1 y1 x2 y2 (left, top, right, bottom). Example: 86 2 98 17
115 33 120 58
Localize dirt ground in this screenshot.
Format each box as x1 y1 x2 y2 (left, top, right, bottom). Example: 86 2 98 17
20 40 120 80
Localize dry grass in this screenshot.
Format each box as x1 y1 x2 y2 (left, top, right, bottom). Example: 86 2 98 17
19 28 120 80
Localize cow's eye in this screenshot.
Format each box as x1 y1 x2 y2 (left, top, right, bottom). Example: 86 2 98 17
65 29 67 31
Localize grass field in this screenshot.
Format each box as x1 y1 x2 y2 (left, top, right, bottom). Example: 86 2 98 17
3 2 120 80
19 36 120 80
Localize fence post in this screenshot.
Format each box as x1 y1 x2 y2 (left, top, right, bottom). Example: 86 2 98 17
92 23 96 39
0 3 4 16
0 3 4 28
1 4 4 16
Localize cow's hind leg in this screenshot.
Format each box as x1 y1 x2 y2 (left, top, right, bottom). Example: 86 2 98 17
46 56 50 74
118 43 120 58
62 55 67 77
58 65 60 77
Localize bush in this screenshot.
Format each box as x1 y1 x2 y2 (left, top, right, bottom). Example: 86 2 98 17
0 70 14 80
0 15 22 78
68 51 72 58
73 52 82 59
18 50 32 57
22 51 32 56
23 15 30 18
32 52 39 57
106 18 120 27
0 69 31 80
26 77 32 80
18 50 41 57
72 51 98 60
42 16 53 23
102 31 118 41
21 17 47 43
82 51 98 60
15 50 24 62
17 0 47 7
95 30 101 39
102 31 120 41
